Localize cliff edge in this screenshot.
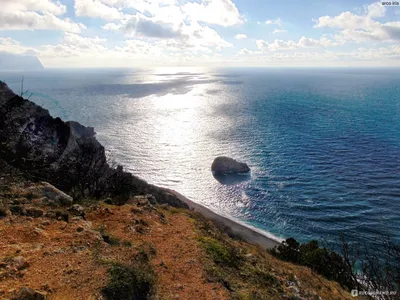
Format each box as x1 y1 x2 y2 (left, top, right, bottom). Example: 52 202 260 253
0 81 186 208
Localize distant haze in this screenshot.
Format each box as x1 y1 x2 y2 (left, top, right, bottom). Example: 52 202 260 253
0 53 44 71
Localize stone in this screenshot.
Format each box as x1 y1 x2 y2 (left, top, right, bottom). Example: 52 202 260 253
103 198 113 205
288 286 300 295
211 156 250 175
12 256 29 270
34 182 73 206
127 195 156 208
34 227 46 236
41 220 51 226
67 204 85 218
45 211 57 219
26 207 44 218
0 207 10 218
61 212 69 222
11 287 46 300
10 205 26 216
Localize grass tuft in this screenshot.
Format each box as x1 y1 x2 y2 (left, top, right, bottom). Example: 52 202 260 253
102 251 156 300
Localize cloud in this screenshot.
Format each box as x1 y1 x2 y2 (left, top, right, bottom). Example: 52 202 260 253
365 2 386 18
0 0 85 33
103 11 232 51
100 0 235 53
1 0 67 16
84 0 243 27
256 36 341 51
314 1 400 42
273 29 287 34
183 0 244 27
265 18 281 26
74 0 123 20
235 45 400 66
235 34 247 40
40 33 108 57
0 37 39 55
237 48 254 55
104 14 182 38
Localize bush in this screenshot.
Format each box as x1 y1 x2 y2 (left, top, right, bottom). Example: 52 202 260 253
269 238 354 289
102 258 155 300
199 236 243 268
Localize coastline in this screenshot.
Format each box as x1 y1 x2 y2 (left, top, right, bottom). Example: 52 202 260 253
161 187 282 249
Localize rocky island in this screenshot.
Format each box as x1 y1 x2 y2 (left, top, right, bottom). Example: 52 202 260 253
0 81 352 299
211 156 250 175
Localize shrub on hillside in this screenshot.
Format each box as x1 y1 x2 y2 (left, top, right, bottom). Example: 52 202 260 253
269 238 354 289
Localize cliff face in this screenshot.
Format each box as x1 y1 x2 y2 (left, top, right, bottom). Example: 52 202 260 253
0 81 187 207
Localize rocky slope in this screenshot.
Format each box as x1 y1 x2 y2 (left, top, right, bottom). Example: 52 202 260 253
0 179 353 300
0 81 186 208
0 81 354 299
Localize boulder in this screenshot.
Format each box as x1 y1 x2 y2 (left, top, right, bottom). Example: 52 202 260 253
11 287 46 300
26 207 44 218
67 204 85 217
27 182 73 206
211 156 250 175
12 256 29 270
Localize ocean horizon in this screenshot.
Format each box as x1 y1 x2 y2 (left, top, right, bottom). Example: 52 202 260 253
1 67 399 251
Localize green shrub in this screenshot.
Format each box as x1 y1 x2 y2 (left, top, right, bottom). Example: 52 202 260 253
199 236 242 268
102 259 155 300
269 238 354 289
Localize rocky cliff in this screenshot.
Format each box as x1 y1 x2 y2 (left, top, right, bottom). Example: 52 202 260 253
0 81 186 208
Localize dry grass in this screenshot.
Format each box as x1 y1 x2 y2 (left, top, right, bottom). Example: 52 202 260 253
0 181 354 299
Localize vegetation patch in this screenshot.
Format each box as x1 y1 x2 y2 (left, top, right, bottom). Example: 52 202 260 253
102 252 156 300
199 236 242 268
192 212 283 299
97 225 121 246
269 238 354 289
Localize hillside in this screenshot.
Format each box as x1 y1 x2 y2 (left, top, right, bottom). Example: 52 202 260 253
0 81 353 299
0 177 353 300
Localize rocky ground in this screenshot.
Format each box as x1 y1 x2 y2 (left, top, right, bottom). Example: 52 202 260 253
0 177 354 300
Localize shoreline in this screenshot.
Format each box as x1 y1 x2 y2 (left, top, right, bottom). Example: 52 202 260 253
161 187 282 249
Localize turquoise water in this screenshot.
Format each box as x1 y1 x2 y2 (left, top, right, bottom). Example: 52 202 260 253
2 67 400 249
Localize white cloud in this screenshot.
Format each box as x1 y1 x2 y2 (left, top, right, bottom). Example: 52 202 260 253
74 0 123 20
273 29 287 34
103 13 182 38
0 37 39 55
40 33 108 57
235 34 247 40
265 18 281 26
1 0 67 16
234 45 400 66
100 0 235 54
0 0 85 33
314 1 400 42
365 2 386 18
103 10 233 51
183 0 244 27
237 48 254 55
256 36 341 51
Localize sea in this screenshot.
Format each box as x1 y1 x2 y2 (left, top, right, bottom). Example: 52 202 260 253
1 67 400 251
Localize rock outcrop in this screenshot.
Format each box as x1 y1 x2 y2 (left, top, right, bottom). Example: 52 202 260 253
0 81 187 208
211 156 250 175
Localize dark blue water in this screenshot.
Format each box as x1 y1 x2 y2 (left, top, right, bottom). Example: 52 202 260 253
1 67 400 249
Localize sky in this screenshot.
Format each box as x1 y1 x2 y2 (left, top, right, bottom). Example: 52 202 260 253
0 0 399 67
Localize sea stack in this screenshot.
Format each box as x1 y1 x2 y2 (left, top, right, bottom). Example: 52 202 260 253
211 156 250 175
